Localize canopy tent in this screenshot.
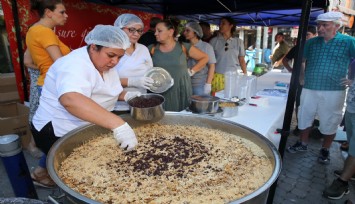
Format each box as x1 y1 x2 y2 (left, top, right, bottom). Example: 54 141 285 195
87 0 328 26
175 9 324 26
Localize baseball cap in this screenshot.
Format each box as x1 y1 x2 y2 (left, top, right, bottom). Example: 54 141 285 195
316 11 343 22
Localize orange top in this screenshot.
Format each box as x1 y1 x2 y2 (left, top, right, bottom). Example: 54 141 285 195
26 25 70 86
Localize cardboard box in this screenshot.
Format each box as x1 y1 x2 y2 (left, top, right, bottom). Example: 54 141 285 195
0 73 20 104
0 102 31 148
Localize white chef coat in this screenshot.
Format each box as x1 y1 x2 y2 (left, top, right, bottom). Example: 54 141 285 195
33 46 123 136
114 43 153 93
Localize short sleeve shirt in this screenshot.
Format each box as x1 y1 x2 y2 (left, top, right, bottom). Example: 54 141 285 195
33 47 123 136
304 32 355 90
210 34 245 74
26 25 70 86
271 41 289 64
188 40 216 85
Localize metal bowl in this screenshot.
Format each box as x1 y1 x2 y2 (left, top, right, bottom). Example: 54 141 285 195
219 101 239 118
127 93 165 122
47 113 281 204
189 95 220 114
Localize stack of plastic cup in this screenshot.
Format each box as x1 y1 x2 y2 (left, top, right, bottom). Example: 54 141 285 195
224 70 238 98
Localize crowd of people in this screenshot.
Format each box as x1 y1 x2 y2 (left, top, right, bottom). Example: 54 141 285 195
20 0 354 201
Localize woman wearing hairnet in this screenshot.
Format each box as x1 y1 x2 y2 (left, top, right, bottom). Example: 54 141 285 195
113 14 153 110
184 22 216 95
30 25 140 187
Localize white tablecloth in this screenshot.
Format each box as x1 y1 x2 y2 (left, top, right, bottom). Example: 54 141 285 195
216 70 291 148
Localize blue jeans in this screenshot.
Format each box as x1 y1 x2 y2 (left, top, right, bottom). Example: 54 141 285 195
39 155 46 168
345 111 355 157
192 85 204 95
37 86 42 95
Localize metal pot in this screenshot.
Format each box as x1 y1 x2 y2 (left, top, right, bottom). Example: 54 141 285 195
47 113 281 204
189 95 220 114
127 93 165 122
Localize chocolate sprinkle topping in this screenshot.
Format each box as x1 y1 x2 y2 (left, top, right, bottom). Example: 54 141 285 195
114 135 210 178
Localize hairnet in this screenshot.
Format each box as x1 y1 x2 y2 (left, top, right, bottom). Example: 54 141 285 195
186 22 203 38
114 14 144 28
85 25 131 49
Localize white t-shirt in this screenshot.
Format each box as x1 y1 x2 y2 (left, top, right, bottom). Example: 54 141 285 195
114 43 153 93
33 46 123 136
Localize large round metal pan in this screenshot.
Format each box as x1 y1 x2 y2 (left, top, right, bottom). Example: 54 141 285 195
47 112 281 204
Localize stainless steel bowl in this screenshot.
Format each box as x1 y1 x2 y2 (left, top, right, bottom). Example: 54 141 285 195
189 95 220 114
219 101 239 118
47 113 281 204
127 93 165 122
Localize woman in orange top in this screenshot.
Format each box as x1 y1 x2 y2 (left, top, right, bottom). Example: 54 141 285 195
25 0 70 188
26 0 70 92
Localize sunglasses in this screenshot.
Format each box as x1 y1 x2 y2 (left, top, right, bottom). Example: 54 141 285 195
125 27 144 35
225 42 229 51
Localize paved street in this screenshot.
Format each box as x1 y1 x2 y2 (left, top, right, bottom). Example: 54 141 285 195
274 132 355 204
1 122 355 203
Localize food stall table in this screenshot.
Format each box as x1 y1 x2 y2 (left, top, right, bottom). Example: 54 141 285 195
216 70 291 148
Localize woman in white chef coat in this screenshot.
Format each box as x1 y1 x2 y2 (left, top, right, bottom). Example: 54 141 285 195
113 14 153 109
30 25 140 187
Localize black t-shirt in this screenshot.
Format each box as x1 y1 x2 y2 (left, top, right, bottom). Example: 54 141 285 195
285 45 298 60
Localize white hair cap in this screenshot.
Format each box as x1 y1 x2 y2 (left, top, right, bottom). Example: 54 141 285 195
114 13 144 28
85 25 130 49
186 22 203 38
316 11 343 22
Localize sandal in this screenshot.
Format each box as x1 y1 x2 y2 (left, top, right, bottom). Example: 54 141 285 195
31 171 56 188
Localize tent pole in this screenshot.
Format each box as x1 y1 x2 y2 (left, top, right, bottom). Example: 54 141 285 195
266 0 312 203
11 0 28 101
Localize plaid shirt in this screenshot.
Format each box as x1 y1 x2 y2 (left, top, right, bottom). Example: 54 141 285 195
304 32 355 90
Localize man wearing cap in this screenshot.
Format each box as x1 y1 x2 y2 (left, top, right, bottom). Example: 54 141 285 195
287 11 355 165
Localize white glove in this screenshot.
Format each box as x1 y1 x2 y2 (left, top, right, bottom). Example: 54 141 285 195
127 77 154 89
124 91 141 102
112 122 138 151
187 69 195 76
204 83 212 95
